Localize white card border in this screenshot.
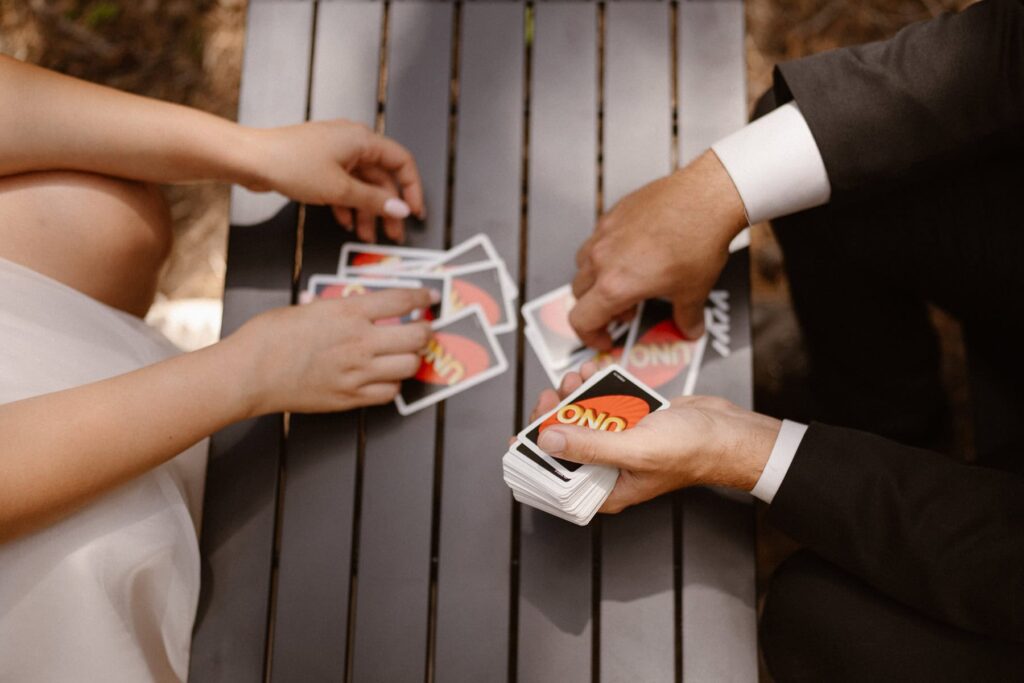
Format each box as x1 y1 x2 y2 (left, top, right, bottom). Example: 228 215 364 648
394 304 509 416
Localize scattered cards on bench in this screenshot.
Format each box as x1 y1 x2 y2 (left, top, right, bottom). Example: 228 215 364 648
503 364 669 525
303 233 517 415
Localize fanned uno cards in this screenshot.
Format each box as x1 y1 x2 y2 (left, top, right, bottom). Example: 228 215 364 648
504 364 669 525
299 233 519 418
396 304 509 416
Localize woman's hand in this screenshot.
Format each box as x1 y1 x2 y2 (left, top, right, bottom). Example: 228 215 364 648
526 363 781 514
243 120 425 244
229 287 434 416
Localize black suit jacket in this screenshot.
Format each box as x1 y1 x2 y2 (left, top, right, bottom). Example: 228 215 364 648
772 0 1024 202
765 0 1024 643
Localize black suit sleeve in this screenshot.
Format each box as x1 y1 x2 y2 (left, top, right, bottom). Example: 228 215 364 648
771 0 1024 201
768 423 1024 642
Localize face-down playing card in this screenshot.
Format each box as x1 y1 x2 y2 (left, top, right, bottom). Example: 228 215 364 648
448 262 518 334
516 364 668 476
306 273 446 323
522 284 630 371
623 298 708 399
395 304 508 416
338 242 443 274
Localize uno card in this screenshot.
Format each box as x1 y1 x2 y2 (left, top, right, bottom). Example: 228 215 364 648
305 274 424 323
516 364 668 475
338 242 443 275
448 262 517 334
385 271 451 322
521 285 627 370
432 235 517 300
623 299 708 399
395 304 509 416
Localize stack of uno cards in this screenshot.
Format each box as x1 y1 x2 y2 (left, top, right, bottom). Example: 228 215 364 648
504 364 669 525
303 234 517 415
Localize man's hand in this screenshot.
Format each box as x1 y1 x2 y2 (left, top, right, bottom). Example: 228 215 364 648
528 363 781 513
570 150 747 349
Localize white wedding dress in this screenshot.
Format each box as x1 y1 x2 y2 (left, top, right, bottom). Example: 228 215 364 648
0 257 207 682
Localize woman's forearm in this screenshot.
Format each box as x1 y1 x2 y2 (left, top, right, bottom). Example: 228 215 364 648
0 336 257 542
0 55 259 185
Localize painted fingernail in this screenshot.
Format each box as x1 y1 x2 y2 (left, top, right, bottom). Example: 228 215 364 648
428 288 442 304
383 197 411 219
538 429 566 455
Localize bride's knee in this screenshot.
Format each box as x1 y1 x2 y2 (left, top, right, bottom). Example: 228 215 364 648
0 171 175 316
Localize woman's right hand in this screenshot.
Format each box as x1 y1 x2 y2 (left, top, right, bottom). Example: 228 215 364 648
228 288 434 416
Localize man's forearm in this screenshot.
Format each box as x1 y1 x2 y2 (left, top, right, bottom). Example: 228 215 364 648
0 55 259 185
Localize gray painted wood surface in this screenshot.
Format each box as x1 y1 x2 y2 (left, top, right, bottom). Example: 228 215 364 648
518 4 597 682
433 3 523 681
679 2 758 681
350 4 453 681
269 4 384 680
189 3 312 682
599 4 676 682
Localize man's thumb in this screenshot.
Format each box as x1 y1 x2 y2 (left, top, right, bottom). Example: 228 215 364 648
343 176 411 219
671 297 706 340
537 426 625 468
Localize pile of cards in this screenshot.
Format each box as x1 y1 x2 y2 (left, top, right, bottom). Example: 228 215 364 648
504 364 669 525
302 234 516 415
522 285 708 397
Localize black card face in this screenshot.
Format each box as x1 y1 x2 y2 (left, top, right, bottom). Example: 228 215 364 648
450 265 508 329
523 368 665 472
625 298 698 398
516 443 570 482
398 308 500 407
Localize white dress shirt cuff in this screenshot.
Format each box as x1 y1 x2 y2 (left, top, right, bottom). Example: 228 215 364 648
750 419 808 504
711 102 831 225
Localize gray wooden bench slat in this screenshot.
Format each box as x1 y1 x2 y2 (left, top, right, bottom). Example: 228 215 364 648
189 2 313 681
599 4 676 681
518 4 597 682
433 3 524 681
350 3 453 680
678 1 759 680
268 3 384 680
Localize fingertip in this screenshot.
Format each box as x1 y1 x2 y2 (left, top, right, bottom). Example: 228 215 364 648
537 427 567 456
559 372 583 396
383 197 411 219
579 360 598 379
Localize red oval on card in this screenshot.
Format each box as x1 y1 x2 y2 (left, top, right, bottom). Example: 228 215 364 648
451 279 500 325
538 395 651 434
415 332 490 386
626 320 693 389
351 253 397 267
538 295 577 342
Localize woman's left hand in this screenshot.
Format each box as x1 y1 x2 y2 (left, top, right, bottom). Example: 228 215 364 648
243 120 425 243
526 362 782 513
